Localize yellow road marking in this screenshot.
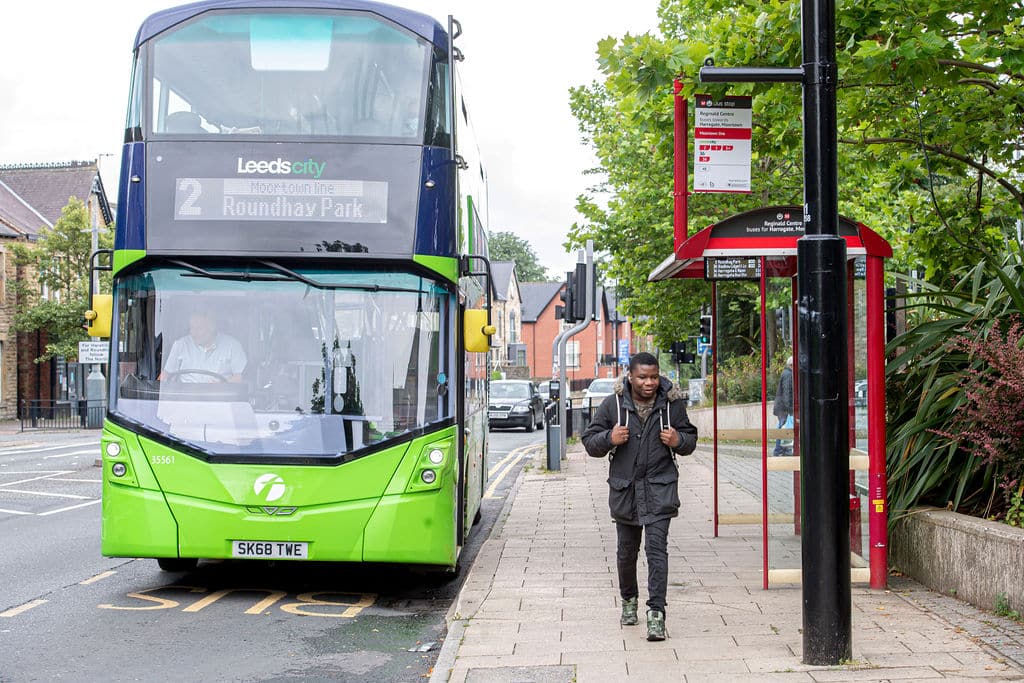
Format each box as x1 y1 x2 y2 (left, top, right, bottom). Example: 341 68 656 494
484 444 540 499
487 446 525 478
80 570 117 585
0 599 48 618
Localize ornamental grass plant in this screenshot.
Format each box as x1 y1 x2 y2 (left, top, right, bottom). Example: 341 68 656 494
887 246 1024 524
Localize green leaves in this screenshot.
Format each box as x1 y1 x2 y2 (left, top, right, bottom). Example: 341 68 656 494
10 197 113 362
887 248 1024 518
488 231 552 282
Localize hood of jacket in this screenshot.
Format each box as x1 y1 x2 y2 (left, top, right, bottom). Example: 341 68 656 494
613 373 686 402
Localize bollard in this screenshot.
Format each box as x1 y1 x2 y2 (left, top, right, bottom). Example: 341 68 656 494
546 423 560 471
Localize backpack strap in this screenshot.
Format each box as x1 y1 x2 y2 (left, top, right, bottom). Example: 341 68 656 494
609 393 625 460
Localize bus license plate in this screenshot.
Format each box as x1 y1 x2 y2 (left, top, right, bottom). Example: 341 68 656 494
232 540 308 560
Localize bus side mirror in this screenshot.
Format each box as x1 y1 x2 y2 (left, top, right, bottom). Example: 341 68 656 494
84 294 112 338
464 309 494 353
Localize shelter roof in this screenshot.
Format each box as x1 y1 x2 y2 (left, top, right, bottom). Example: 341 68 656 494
649 205 892 281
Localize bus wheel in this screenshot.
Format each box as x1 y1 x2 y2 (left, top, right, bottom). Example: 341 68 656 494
157 557 198 572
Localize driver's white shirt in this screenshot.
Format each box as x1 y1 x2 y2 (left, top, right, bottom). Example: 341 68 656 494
163 333 247 382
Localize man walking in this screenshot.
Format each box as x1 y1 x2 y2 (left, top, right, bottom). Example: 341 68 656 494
581 352 698 641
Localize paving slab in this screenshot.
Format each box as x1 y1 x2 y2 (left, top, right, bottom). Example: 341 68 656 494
430 444 1024 683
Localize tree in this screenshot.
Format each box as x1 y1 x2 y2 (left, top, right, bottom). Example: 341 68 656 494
567 0 1024 345
488 231 553 282
10 197 113 362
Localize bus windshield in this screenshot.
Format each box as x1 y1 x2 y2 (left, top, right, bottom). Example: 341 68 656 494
111 265 452 460
144 10 432 140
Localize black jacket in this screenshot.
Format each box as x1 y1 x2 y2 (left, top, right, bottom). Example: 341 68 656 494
581 375 698 526
773 366 793 417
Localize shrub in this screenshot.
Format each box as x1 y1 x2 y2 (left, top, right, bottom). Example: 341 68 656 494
715 352 789 405
932 319 1024 519
887 246 1024 522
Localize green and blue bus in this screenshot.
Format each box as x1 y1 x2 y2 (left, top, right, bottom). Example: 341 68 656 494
89 0 494 573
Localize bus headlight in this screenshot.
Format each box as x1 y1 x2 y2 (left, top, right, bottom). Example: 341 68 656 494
112 462 127 477
105 442 121 457
428 449 444 465
421 469 436 484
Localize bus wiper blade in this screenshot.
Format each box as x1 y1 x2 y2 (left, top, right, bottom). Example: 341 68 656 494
169 259 290 283
256 260 426 293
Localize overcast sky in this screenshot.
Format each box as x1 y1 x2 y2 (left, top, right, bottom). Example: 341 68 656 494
0 1 660 278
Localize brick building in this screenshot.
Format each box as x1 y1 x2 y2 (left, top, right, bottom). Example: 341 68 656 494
0 161 113 419
519 282 634 390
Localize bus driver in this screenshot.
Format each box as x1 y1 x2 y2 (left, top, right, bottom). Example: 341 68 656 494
159 308 247 383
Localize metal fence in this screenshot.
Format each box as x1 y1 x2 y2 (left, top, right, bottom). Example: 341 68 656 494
544 397 599 438
20 399 106 431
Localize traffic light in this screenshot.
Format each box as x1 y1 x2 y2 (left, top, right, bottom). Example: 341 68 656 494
558 272 577 323
572 262 588 322
699 315 713 344
669 341 695 364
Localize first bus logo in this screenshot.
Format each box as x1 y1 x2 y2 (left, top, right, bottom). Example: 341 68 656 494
254 473 286 502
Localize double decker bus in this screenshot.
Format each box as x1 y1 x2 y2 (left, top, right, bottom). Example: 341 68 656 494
89 0 494 573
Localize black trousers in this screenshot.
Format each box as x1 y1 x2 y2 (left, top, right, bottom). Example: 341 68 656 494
615 518 670 614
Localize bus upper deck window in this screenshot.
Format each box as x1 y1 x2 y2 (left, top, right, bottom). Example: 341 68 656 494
250 16 332 71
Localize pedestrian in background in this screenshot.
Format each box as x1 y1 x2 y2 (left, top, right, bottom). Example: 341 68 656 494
581 352 698 641
773 356 794 456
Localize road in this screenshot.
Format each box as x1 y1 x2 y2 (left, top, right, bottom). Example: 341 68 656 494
0 427 543 682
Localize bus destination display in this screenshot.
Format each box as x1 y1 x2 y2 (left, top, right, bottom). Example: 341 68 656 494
704 257 761 281
174 175 389 223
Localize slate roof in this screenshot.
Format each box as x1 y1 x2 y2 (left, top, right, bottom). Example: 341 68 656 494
520 282 563 322
0 161 113 227
0 179 50 238
600 287 625 322
491 261 516 301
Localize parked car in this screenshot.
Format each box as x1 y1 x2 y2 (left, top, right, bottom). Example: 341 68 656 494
583 377 617 407
489 380 545 431
536 382 552 405
853 379 868 407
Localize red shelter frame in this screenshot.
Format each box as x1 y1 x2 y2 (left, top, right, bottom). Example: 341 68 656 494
650 205 892 590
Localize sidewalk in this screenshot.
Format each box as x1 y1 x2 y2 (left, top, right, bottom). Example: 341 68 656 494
0 420 93 447
431 443 1024 682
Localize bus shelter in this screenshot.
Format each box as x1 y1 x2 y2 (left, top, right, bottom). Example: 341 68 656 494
650 206 892 590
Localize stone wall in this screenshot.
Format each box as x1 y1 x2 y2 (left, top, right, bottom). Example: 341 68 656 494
0 245 15 419
890 509 1024 615
687 402 764 436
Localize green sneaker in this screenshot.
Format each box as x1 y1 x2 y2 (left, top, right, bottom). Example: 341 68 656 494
646 609 666 641
620 597 638 626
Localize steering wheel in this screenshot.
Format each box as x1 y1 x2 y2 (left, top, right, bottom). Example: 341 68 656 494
163 369 230 383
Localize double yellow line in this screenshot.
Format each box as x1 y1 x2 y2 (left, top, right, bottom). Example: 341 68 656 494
484 443 541 499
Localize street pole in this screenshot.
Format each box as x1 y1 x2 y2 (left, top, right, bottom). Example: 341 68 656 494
795 0 851 662
86 161 106 426
555 241 595 467
549 326 569 471
700 0 850 665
